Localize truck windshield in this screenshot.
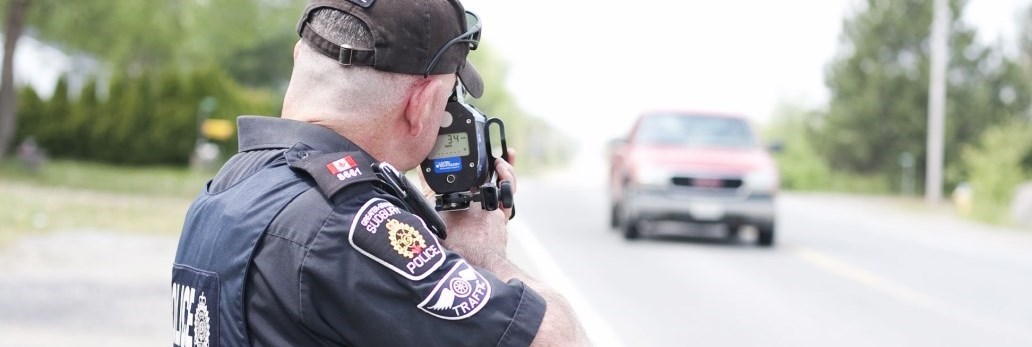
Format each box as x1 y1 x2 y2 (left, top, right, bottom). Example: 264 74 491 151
635 114 757 148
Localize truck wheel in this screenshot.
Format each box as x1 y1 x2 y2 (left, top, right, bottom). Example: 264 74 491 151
757 224 775 247
623 219 640 240
610 203 621 228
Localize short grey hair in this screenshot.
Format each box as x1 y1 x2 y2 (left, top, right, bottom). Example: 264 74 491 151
308 8 374 50
284 9 423 125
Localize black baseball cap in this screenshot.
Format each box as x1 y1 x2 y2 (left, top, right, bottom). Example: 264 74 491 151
297 0 484 98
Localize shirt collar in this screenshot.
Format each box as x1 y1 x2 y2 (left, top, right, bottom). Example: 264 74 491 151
236 116 362 154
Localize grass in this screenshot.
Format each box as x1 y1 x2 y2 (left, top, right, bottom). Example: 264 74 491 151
0 160 212 198
0 160 211 245
0 155 563 245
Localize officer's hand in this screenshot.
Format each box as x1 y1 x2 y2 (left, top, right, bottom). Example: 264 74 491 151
440 157 518 268
417 173 437 206
440 196 509 268
494 157 517 221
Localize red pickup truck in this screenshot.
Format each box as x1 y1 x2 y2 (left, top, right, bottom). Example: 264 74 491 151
609 111 779 246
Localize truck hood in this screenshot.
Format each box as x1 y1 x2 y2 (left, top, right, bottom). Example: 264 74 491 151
630 145 774 174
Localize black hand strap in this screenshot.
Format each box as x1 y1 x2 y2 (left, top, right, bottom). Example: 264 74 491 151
372 163 449 239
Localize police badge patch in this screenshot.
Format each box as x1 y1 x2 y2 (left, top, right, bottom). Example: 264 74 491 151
418 260 492 320
349 198 446 280
194 293 211 347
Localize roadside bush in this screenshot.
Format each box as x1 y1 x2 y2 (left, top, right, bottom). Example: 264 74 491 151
765 103 824 190
765 103 891 194
15 67 278 166
961 120 1032 223
773 133 832 190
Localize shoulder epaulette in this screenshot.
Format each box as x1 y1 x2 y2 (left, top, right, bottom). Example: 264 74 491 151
287 144 380 199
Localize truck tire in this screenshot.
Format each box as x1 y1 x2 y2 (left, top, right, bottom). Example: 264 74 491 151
623 219 640 240
757 224 775 247
610 203 621 228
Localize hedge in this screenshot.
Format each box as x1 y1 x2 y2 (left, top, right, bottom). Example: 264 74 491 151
15 66 279 165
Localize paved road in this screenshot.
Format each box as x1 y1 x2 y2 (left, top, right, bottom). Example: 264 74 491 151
0 231 175 346
511 170 1032 347
3 171 1032 346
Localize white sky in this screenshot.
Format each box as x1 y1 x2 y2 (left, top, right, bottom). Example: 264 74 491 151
460 0 1031 149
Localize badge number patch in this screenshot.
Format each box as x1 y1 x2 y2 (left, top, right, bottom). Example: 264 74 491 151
418 260 492 320
349 198 445 280
326 156 362 181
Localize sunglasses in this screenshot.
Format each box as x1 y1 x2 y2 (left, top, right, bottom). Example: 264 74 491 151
423 11 481 77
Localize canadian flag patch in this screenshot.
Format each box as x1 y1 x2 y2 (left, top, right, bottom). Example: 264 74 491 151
326 156 362 181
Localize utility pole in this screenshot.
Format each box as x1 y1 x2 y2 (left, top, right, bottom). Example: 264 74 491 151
926 0 949 204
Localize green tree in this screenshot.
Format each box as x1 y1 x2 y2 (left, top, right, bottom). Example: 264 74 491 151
766 103 831 190
43 77 70 149
15 66 278 165
13 84 43 145
2 0 303 158
1024 6 1031 56
7 2 571 168
25 0 302 84
68 78 99 158
816 0 1031 191
1023 5 1032 85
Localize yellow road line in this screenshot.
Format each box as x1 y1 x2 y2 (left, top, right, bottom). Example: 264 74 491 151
790 245 1032 343
792 246 942 308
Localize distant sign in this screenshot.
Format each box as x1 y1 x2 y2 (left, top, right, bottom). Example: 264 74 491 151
201 119 235 141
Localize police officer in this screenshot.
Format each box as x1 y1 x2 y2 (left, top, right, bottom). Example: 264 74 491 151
171 0 587 346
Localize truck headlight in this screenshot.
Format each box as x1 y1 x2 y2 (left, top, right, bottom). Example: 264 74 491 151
635 165 672 187
745 169 779 192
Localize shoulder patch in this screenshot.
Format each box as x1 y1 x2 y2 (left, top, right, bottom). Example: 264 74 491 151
418 260 492 320
349 198 446 280
290 148 379 199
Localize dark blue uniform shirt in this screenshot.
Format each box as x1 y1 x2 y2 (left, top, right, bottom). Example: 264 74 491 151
177 116 545 347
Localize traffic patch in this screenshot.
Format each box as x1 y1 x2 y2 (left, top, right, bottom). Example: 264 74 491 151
418 260 492 320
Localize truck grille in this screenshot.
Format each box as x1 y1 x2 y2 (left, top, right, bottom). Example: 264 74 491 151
671 176 743 189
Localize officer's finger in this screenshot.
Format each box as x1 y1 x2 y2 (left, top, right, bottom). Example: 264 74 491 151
493 158 517 220
505 148 517 167
494 158 517 194
415 170 436 204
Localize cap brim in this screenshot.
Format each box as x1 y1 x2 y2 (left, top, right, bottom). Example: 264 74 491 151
458 60 483 99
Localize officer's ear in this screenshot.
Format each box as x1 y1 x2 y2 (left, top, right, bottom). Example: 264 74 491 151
402 75 451 137
293 41 303 61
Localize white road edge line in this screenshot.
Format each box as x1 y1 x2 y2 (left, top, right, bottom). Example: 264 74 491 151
509 219 626 347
